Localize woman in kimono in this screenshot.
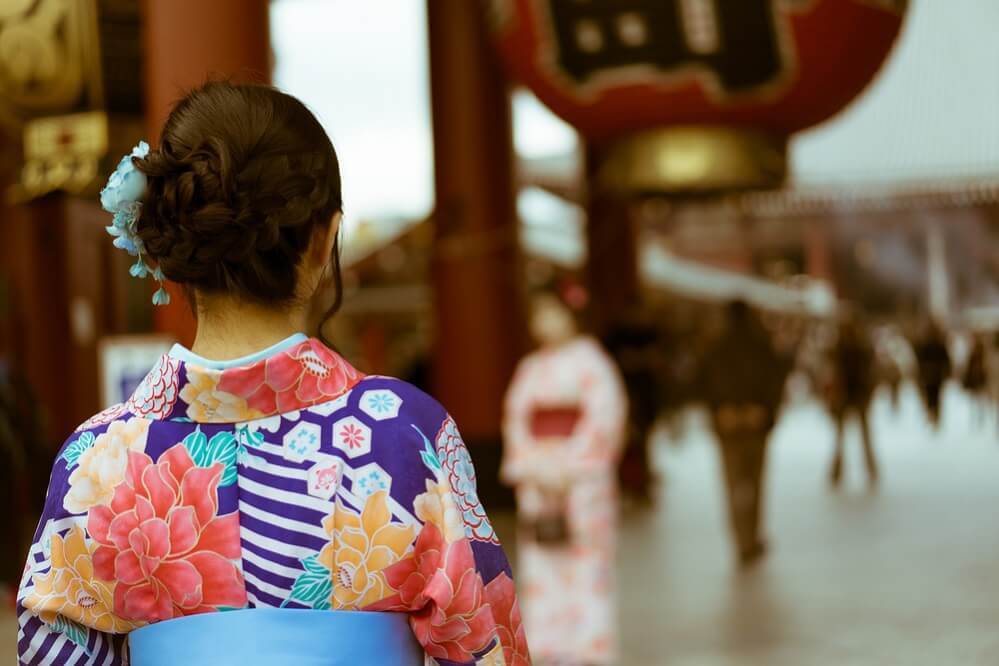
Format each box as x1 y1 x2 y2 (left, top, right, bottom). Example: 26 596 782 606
501 288 627 666
17 81 529 666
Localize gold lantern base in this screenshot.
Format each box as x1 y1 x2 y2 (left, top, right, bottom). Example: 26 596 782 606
597 126 788 194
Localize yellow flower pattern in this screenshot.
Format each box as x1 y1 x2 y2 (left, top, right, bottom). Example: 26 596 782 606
22 527 138 634
63 418 150 514
320 491 415 610
414 478 466 543
180 368 264 422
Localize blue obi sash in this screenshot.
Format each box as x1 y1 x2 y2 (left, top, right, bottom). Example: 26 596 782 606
128 608 423 666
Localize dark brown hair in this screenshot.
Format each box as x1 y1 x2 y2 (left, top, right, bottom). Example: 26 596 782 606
134 80 343 327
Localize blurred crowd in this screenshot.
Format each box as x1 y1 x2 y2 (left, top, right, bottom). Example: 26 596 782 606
604 300 998 559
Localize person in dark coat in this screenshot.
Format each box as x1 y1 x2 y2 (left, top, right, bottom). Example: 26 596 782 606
828 318 879 487
963 334 990 424
604 312 661 504
700 301 791 565
915 324 952 428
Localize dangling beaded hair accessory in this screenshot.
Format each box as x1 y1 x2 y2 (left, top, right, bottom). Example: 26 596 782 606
100 141 170 305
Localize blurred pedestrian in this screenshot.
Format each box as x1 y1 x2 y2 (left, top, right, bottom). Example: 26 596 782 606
604 308 660 505
990 331 999 417
963 334 990 424
503 286 628 665
873 327 904 412
700 301 791 565
915 323 952 428
828 318 879 487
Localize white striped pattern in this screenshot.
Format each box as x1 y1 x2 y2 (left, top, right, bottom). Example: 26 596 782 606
239 544 303 580
238 474 332 515
17 607 120 666
18 623 65 664
241 569 295 601
238 502 328 545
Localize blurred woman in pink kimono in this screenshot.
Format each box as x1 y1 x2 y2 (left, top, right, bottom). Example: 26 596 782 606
502 286 628 666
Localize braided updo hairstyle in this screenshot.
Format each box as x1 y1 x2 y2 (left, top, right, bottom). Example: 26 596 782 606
133 80 343 323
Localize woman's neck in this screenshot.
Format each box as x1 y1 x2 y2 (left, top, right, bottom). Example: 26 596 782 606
191 296 308 361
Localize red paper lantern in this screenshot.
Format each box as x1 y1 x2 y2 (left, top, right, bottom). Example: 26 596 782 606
492 1 907 190
493 0 906 138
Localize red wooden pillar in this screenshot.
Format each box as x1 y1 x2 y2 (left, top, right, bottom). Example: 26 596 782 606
359 320 388 376
0 195 112 435
585 142 641 337
142 0 271 345
2 197 71 434
426 1 524 444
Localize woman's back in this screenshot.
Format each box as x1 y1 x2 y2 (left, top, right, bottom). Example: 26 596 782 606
18 336 526 664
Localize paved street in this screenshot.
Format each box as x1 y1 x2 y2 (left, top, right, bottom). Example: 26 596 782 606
619 384 999 665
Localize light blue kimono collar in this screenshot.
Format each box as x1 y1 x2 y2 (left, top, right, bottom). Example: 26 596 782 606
168 333 309 370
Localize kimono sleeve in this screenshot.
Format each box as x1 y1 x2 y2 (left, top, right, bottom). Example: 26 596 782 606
366 387 530 666
17 424 131 666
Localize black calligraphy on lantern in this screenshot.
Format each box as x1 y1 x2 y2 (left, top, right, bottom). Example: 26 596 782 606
547 0 800 94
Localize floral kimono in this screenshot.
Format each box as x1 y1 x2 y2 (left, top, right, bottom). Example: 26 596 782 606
501 337 627 665
17 335 529 666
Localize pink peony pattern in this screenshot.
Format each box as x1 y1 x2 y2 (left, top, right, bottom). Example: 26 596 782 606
436 418 498 544
484 572 530 666
216 339 362 416
87 443 246 622
127 355 182 420
367 523 496 663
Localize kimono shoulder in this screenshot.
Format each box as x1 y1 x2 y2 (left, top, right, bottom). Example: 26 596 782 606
324 375 504 546
18 372 527 666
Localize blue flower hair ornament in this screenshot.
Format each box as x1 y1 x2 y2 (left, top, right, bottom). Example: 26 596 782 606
100 141 170 305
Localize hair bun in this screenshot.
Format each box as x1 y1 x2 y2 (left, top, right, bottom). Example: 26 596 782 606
133 81 342 303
